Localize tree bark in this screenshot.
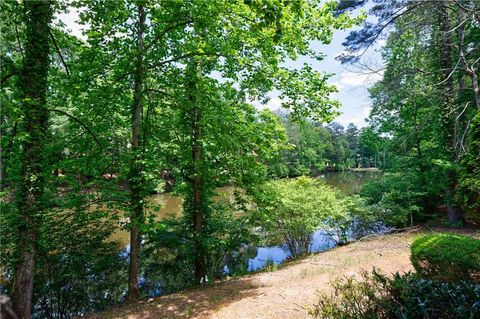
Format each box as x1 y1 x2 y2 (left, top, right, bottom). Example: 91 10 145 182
186 61 207 284
12 1 52 318
127 3 146 302
436 0 463 222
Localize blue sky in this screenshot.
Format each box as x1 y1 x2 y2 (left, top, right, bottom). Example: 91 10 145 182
295 28 384 128
59 4 383 128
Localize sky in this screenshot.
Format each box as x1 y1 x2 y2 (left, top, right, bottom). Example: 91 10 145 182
58 4 384 129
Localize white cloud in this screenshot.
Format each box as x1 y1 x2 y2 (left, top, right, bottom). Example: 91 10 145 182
338 71 383 88
336 105 372 128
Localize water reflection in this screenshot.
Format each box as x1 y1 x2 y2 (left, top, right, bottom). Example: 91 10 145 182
318 170 382 194
246 230 336 271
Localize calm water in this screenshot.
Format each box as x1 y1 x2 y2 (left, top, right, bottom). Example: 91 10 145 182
118 171 382 273
318 170 382 194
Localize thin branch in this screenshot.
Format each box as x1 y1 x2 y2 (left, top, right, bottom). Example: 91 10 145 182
458 118 471 155
0 57 19 85
146 19 193 51
354 3 421 61
13 1 24 61
146 88 174 97
48 108 103 151
49 30 71 77
446 18 468 34
0 72 16 86
15 23 24 61
436 58 461 86
148 51 221 69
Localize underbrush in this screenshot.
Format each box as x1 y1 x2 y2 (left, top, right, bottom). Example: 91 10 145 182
309 270 480 319
310 233 480 319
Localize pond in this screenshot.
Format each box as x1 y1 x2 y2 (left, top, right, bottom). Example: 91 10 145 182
113 170 382 246
117 170 382 274
318 170 382 194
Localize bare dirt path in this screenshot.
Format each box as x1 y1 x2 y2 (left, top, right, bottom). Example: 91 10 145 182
90 229 443 319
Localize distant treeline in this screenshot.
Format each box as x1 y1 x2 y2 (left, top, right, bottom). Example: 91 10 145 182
270 112 387 177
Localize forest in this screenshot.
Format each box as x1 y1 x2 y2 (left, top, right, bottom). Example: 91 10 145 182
0 0 479 318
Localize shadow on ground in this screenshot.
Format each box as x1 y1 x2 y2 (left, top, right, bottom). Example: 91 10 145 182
89 276 264 319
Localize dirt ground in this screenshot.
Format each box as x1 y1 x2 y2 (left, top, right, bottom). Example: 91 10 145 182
87 228 478 319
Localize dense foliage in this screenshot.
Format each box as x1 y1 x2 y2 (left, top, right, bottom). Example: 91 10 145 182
270 114 387 177
310 270 480 319
0 0 364 317
411 233 480 282
340 0 480 226
253 177 377 256
253 177 348 257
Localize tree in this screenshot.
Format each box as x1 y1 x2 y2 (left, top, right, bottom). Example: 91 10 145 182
346 123 359 167
253 177 349 257
349 0 479 223
11 2 53 318
127 1 146 302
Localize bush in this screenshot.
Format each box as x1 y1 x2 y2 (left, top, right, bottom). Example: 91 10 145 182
253 177 349 257
360 172 428 227
411 233 480 282
322 195 377 245
310 270 480 319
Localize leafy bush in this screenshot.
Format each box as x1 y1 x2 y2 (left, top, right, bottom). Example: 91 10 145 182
411 233 480 282
322 195 379 245
361 172 428 227
310 270 480 319
253 176 349 257
143 201 257 292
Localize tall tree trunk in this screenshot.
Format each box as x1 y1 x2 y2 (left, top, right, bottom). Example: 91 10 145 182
192 102 206 284
12 1 52 318
457 0 480 110
436 0 463 222
186 61 207 284
127 3 146 302
412 93 426 174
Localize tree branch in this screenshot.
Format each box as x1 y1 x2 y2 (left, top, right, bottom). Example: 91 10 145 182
0 57 19 86
49 30 71 77
148 51 221 69
48 108 103 151
146 19 193 51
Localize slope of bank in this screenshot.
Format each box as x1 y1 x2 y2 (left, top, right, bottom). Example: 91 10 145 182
86 228 479 319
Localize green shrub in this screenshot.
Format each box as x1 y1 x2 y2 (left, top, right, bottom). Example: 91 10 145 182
360 172 429 227
411 233 480 282
253 176 349 257
310 270 480 319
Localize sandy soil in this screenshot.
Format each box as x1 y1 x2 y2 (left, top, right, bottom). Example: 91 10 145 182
87 228 478 319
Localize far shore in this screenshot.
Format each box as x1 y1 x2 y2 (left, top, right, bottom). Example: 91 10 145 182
347 167 381 172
